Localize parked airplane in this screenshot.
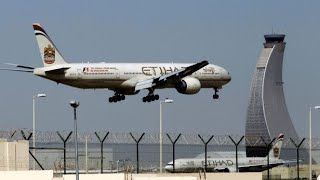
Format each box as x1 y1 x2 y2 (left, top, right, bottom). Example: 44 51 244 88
1 23 231 103
165 134 294 173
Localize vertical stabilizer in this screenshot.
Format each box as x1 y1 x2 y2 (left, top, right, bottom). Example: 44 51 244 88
33 23 68 67
268 134 284 159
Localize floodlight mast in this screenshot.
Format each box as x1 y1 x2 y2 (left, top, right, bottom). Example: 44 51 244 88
159 98 173 173
70 100 80 180
309 105 320 180
32 93 46 170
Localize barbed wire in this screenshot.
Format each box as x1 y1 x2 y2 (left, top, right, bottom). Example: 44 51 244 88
1 129 320 149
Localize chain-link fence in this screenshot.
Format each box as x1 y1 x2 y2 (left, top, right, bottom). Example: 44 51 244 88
1 129 320 179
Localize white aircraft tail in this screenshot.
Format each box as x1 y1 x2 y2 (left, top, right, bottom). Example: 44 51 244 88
33 23 68 67
268 134 284 159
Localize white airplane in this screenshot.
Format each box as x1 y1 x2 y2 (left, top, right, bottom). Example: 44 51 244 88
1 23 231 103
165 134 294 173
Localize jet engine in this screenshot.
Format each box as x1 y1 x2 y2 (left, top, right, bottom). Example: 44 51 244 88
175 77 201 94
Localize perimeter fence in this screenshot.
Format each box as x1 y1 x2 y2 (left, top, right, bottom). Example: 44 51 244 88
1 129 320 179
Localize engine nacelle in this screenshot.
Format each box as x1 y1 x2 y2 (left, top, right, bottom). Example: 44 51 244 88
175 77 201 94
214 168 230 172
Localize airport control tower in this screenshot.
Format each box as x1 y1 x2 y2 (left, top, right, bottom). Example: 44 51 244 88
245 34 300 157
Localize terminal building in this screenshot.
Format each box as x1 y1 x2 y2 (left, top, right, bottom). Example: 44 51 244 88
245 34 302 157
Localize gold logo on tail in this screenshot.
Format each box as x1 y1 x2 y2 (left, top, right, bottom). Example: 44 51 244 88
44 44 55 64
273 147 280 158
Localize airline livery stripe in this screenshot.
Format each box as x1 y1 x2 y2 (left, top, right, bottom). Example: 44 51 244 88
34 32 55 45
33 24 48 36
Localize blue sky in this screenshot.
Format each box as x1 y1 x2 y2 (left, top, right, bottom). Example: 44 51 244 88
0 1 319 138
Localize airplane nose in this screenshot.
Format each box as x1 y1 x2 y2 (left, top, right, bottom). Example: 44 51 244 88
226 72 231 82
165 165 173 172
223 69 231 82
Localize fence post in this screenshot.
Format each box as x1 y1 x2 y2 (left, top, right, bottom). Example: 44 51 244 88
10 130 17 138
130 132 145 174
21 130 45 170
260 137 276 180
21 130 33 141
166 133 182 172
57 131 73 174
229 136 244 172
290 138 305 180
198 134 214 172
95 132 110 173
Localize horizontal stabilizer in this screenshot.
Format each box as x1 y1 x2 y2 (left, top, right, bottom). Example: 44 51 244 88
44 67 70 74
0 68 33 73
4 63 35 70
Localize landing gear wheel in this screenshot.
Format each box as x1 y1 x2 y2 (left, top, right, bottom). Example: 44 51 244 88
142 88 159 102
108 91 126 103
154 94 159 100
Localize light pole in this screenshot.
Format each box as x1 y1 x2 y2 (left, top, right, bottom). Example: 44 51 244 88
70 100 80 180
32 93 46 170
310 106 320 180
160 98 173 173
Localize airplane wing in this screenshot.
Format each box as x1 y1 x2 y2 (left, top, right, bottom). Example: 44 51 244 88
280 159 298 165
135 60 209 92
237 161 284 170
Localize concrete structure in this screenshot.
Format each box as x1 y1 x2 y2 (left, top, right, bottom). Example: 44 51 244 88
245 34 300 157
0 170 53 180
262 164 320 179
0 139 29 170
0 171 263 180
62 172 262 180
63 173 125 180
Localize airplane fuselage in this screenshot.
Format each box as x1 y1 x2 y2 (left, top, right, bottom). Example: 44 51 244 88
34 62 231 94
165 157 286 173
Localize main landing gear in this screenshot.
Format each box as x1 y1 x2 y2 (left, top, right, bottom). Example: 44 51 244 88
142 88 159 103
109 92 125 103
213 88 220 100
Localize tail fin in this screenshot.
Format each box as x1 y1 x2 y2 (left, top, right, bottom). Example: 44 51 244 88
268 134 284 159
33 23 68 67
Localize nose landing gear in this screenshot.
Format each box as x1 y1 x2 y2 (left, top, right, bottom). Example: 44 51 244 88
213 88 220 99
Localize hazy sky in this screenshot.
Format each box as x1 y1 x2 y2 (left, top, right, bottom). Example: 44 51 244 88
0 1 319 138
